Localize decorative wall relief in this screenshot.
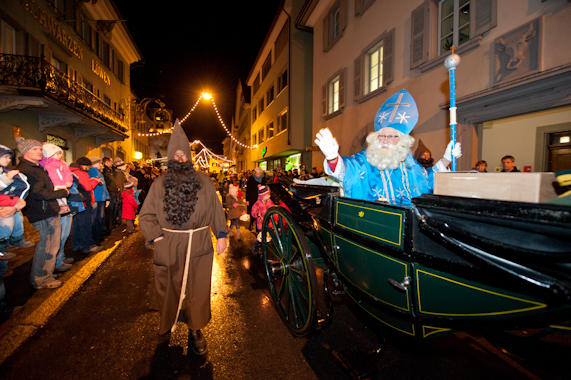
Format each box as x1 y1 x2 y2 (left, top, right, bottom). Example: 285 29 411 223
494 18 540 84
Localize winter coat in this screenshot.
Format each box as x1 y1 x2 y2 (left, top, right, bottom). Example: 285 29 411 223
39 157 73 188
0 166 30 200
224 193 245 220
102 166 125 195
246 174 265 214
17 158 68 223
89 167 110 202
121 188 138 220
70 166 99 206
251 196 275 231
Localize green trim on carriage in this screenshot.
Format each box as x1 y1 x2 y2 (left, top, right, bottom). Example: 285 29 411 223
335 200 405 249
415 267 547 317
345 285 415 336
422 325 452 338
318 227 336 267
334 234 410 312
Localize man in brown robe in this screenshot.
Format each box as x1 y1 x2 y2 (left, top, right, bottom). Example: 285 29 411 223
139 120 228 355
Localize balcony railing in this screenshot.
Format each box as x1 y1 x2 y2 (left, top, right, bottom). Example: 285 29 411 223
0 53 127 133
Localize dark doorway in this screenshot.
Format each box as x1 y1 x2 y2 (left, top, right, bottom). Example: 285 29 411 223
547 131 571 172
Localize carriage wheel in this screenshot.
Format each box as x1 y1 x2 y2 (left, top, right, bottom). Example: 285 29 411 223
261 206 317 337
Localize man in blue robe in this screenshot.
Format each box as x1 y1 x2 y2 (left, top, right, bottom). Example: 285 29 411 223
315 89 461 207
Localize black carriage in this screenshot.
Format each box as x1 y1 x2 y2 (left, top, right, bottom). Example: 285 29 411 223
259 182 571 338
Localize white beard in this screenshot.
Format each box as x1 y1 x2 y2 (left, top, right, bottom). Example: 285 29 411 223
365 131 415 171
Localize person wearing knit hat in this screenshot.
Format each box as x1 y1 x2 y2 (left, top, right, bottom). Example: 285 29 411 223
547 169 571 206
251 184 275 257
0 144 30 264
138 119 227 354
39 143 73 217
69 157 102 256
17 137 69 289
88 156 109 244
15 137 42 157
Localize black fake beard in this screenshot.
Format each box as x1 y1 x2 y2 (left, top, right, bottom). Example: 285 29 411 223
163 160 202 226
417 157 434 168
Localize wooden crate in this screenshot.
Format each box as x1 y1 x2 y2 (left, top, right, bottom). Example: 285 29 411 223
433 172 557 203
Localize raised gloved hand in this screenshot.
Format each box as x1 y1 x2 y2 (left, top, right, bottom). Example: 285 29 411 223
314 128 339 161
443 140 462 162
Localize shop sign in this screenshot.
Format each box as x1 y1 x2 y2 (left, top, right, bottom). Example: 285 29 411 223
22 0 83 60
47 134 67 149
91 60 111 86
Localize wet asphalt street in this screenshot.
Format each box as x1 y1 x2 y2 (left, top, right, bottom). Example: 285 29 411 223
0 227 569 379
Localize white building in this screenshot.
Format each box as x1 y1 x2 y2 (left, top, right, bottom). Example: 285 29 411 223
298 0 571 172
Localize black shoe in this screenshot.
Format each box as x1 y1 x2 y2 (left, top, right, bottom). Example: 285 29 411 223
64 257 75 264
189 329 207 355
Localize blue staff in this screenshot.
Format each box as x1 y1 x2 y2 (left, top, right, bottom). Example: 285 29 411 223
444 49 461 171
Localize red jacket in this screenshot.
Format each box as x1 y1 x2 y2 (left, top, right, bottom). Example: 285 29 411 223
121 188 137 220
70 166 99 205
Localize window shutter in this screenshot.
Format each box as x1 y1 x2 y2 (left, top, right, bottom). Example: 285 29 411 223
339 69 346 109
383 28 395 86
410 2 428 69
340 0 348 32
354 55 362 99
472 0 497 36
354 0 363 16
322 15 329 51
322 85 327 116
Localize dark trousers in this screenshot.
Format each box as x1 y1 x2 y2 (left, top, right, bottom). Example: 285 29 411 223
72 207 95 253
105 194 121 232
92 201 106 244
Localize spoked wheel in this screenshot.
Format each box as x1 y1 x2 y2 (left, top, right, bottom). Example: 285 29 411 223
261 206 317 337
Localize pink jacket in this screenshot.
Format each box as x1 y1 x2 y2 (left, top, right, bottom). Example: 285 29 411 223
251 197 275 231
121 188 138 220
40 157 73 188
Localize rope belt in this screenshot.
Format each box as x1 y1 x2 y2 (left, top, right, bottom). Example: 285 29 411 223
161 225 210 333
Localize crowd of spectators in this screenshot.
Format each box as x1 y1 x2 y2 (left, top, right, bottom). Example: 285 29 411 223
0 136 165 318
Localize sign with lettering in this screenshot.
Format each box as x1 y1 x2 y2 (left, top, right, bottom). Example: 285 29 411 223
22 0 83 60
91 60 111 86
47 134 67 149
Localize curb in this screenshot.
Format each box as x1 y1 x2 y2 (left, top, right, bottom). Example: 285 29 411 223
0 239 123 365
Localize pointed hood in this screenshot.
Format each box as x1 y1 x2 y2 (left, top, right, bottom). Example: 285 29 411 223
166 119 192 160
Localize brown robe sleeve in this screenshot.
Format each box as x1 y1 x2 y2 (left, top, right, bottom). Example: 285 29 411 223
139 177 164 244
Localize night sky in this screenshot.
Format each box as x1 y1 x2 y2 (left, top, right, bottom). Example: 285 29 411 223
114 1 283 153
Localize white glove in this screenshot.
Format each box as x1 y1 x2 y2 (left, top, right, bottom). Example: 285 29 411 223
314 128 339 160
443 141 462 161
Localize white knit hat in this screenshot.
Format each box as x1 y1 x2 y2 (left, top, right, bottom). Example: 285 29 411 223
42 143 63 158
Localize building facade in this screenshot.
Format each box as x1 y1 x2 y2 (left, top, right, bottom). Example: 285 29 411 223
298 0 571 172
244 0 314 173
0 0 142 162
229 80 251 172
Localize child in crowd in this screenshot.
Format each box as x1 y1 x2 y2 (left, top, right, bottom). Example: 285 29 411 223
251 185 275 256
39 143 72 214
121 182 138 234
224 183 246 241
0 144 31 258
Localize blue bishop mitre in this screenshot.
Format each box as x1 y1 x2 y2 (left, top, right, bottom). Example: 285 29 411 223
374 89 418 134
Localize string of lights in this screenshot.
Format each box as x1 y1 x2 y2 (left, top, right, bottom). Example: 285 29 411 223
137 96 202 137
208 96 257 149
